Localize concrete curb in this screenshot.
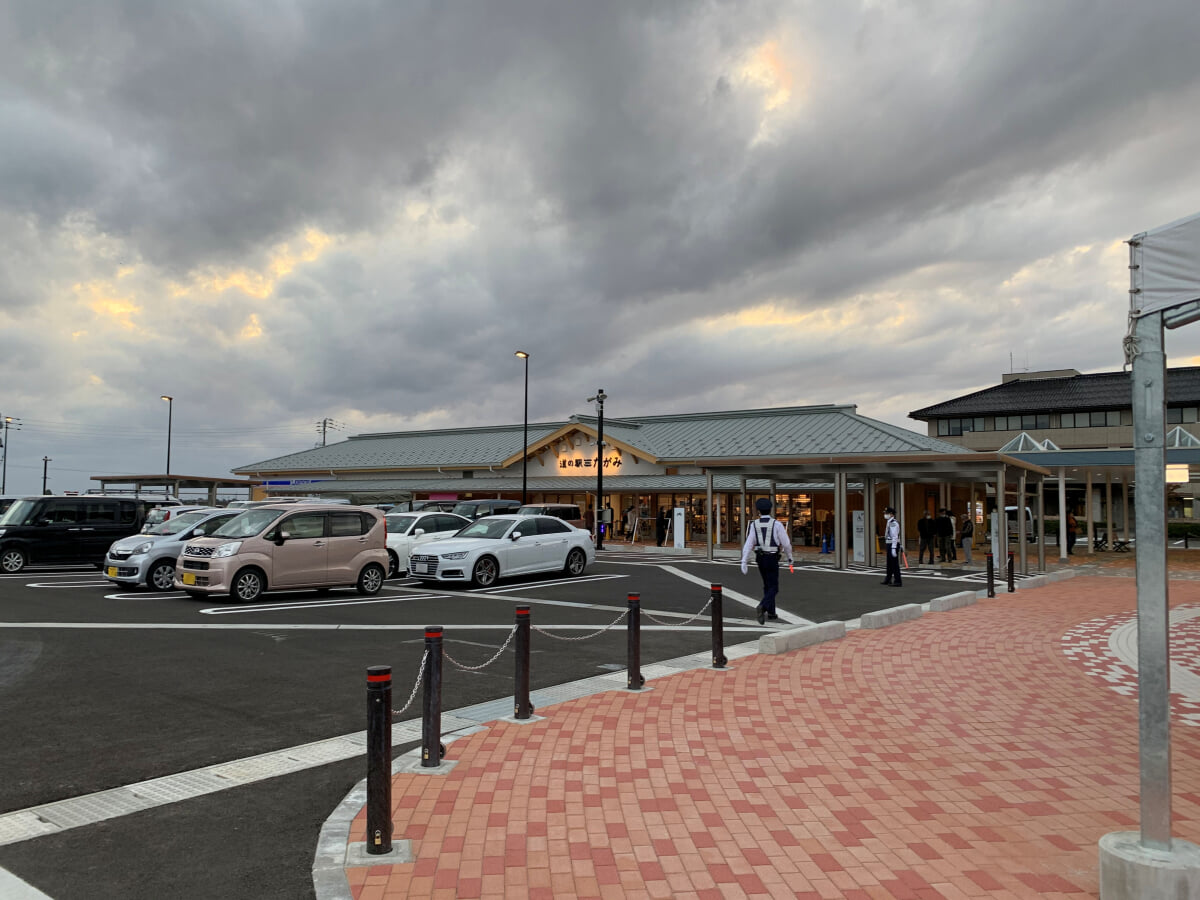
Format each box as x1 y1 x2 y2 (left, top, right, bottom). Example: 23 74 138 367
758 620 845 655
929 591 978 613
860 603 923 629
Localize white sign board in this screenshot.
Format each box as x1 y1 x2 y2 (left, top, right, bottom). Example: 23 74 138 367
673 507 686 549
1131 210 1200 317
852 511 865 563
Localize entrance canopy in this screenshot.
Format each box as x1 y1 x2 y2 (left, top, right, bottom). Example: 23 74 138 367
697 451 1051 484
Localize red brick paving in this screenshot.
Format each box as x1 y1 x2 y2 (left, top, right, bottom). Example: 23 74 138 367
344 575 1200 898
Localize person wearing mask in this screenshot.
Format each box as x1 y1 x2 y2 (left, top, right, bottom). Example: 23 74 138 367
741 497 794 624
881 507 903 587
916 511 936 564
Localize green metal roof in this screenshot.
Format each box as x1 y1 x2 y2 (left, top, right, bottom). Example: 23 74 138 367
234 404 967 475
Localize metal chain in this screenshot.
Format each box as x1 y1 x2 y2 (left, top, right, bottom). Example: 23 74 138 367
532 609 628 641
643 596 712 627
443 625 519 672
390 648 429 718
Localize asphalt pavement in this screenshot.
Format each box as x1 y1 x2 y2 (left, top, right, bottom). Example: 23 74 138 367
0 550 992 899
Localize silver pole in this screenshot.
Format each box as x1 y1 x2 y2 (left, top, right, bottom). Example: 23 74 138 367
1018 469 1028 575
705 471 714 562
1058 467 1068 561
1131 311 1172 848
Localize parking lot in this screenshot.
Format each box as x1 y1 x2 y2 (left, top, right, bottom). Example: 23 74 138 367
0 550 988 900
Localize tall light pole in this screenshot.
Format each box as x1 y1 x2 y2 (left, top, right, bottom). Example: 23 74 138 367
588 389 607 550
1 416 16 494
41 456 51 495
515 352 529 505
161 395 173 478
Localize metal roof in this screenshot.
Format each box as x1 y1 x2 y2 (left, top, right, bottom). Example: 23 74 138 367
234 404 968 475
909 367 1200 419
274 474 835 496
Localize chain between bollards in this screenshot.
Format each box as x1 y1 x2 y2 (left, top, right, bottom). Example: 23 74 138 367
514 606 533 720
986 552 995 598
421 626 444 767
627 593 644 690
711 584 727 669
366 665 393 855
1007 550 1015 593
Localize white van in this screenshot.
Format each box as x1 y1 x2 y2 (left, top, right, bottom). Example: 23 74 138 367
1005 506 1036 542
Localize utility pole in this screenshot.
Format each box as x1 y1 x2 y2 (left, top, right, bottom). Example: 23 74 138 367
2 416 20 493
316 417 342 447
588 389 607 550
41 456 51 495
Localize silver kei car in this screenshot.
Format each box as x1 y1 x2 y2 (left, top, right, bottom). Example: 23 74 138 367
104 507 243 591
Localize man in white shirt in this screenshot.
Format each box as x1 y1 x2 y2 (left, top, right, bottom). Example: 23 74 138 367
741 497 794 625
881 506 903 587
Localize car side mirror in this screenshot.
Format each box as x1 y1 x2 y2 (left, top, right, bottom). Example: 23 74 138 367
414 528 425 536
510 531 522 541
35 519 50 527
275 531 289 545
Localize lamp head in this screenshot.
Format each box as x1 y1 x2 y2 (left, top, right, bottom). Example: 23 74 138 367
161 395 173 402
514 350 529 359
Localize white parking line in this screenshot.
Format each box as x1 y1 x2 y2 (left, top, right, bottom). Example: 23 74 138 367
655 564 812 625
199 593 444 615
27 581 110 589
471 573 626 594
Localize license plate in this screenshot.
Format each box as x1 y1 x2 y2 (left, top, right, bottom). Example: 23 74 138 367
106 566 118 578
182 572 196 586
415 563 432 575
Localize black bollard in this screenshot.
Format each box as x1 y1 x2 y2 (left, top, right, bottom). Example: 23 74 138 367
711 584 727 669
421 626 443 767
986 552 995 598
514 606 533 720
1007 551 1015 593
627 593 645 690
366 665 393 855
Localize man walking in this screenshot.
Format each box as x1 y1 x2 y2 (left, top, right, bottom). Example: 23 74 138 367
935 508 953 562
881 506 903 587
741 497 794 625
917 510 936 564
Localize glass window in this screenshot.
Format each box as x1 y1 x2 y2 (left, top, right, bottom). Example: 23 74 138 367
1061 412 1075 428
45 500 84 524
973 418 986 433
1107 410 1121 426
1167 408 1183 424
536 517 571 534
948 419 962 436
118 502 137 525
1184 408 1198 424
86 501 118 524
1036 414 1050 429
937 419 949 436
196 513 238 536
386 515 417 534
1021 415 1036 430
330 512 364 537
282 513 327 539
1090 411 1107 427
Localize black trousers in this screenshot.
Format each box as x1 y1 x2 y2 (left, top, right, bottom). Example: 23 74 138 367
884 545 902 584
756 552 781 614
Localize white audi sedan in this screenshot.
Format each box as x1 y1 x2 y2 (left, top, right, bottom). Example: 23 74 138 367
385 511 469 577
408 514 594 587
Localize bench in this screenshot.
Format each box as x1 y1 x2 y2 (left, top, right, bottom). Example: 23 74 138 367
1112 538 1133 552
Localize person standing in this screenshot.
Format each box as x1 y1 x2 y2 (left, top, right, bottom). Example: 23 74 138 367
947 508 958 561
655 507 667 547
935 508 953 562
741 497 794 625
960 511 974 564
917 511 936 564
881 507 902 586
1066 509 1078 555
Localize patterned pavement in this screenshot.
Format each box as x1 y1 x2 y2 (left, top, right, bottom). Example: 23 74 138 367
341 574 1200 899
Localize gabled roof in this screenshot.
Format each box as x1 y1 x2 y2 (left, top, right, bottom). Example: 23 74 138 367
233 404 967 475
1167 426 1200 448
909 367 1200 419
997 433 1051 453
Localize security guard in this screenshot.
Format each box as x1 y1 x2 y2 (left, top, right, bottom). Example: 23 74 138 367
881 506 903 587
741 497 794 624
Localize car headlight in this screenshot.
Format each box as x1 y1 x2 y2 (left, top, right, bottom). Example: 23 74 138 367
130 541 154 556
0 528 6 537
214 542 243 558
441 551 469 560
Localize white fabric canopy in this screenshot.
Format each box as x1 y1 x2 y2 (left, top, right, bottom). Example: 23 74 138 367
1132 210 1200 317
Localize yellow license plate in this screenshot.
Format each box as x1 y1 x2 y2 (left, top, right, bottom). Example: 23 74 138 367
182 572 196 586
106 567 118 578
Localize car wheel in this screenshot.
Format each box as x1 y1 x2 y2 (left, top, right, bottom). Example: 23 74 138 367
471 555 499 588
1 548 27 574
387 550 400 579
357 563 385 595
232 569 265 602
564 548 587 576
147 560 176 592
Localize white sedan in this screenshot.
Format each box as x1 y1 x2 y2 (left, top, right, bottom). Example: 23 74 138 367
408 514 595 587
385 511 470 577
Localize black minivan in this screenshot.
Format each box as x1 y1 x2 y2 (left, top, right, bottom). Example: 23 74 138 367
0 496 150 573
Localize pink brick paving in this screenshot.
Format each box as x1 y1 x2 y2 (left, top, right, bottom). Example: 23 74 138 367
345 576 1200 899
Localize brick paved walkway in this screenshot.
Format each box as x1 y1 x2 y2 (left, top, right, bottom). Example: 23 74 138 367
345 576 1200 899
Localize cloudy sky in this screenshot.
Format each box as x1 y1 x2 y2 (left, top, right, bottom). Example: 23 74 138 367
3 0 1200 496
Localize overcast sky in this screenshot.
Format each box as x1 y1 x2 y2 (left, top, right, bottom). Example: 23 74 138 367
3 0 1200 496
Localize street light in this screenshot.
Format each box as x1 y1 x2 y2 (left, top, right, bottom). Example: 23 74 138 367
1 416 17 493
588 388 607 550
515 352 529 505
161 395 173 478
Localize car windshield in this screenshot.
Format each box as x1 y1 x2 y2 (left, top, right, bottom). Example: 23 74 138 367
211 508 280 538
0 499 38 526
456 518 515 540
451 503 480 518
386 515 417 534
517 507 545 515
153 510 210 536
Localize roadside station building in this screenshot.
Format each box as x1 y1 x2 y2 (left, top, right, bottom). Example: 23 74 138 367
232 404 1054 570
